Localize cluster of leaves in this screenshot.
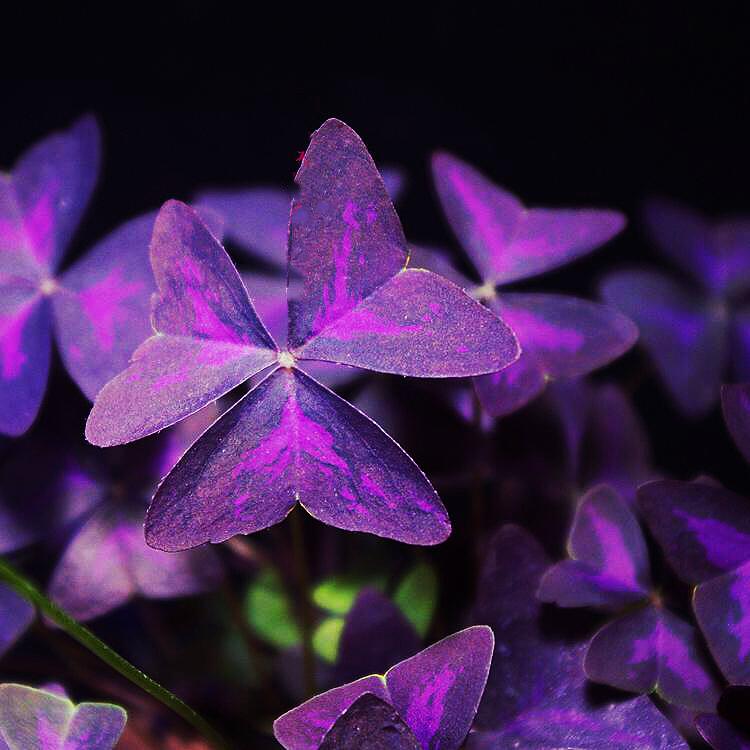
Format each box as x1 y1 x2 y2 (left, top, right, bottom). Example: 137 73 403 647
1 114 750 749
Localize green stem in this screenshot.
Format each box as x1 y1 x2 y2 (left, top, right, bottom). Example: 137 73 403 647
0 557 230 750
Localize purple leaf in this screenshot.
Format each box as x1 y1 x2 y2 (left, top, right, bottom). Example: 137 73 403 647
48 503 223 621
146 367 449 550
0 447 104 553
297 268 519 377
385 626 494 750
195 187 292 268
334 589 420 684
274 627 492 750
0 283 51 436
469 525 688 748
538 485 651 610
643 198 750 298
0 683 126 750
0 586 33 658
638 479 750 585
546 379 652 501
492 293 637 379
694 562 750 686
730 305 750 381
274 676 390 750
579 383 652 499
584 605 721 711
723 383 750 465
318 693 421 750
697 714 750 750
474 293 637 416
601 268 728 417
431 151 624 286
287 120 409 349
8 115 100 274
53 212 156 400
86 201 278 446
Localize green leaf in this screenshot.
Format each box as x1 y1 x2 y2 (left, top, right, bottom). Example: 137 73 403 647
312 573 386 615
393 562 438 637
312 616 345 663
244 567 300 649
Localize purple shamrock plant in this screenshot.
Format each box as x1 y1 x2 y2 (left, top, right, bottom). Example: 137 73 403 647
466 524 688 749
86 119 519 549
638 478 750 687
537 483 721 711
0 683 126 750
47 407 224 621
0 116 165 436
601 198 750 417
273 625 494 750
429 152 636 417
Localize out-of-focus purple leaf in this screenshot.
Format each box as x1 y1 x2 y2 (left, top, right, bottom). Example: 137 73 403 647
601 268 729 417
0 586 33 659
431 152 624 286
538 485 651 610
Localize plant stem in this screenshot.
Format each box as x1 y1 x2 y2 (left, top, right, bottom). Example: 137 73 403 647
0 557 231 750
289 509 316 698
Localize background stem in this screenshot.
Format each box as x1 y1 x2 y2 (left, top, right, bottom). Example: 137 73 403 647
0 557 231 750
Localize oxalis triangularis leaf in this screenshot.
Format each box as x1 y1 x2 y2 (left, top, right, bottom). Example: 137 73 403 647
85 118 520 549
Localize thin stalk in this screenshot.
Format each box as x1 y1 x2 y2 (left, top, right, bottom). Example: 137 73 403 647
289 509 316 698
0 557 230 750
